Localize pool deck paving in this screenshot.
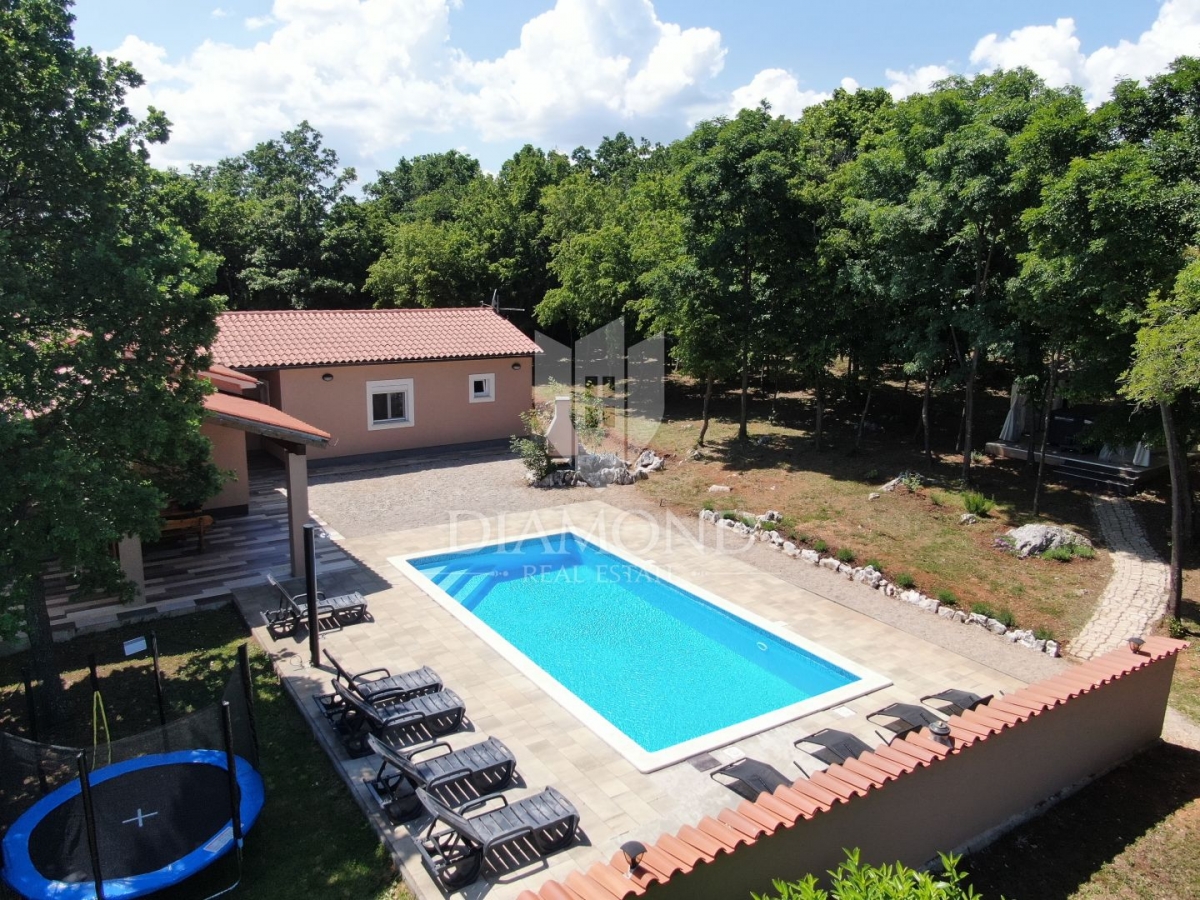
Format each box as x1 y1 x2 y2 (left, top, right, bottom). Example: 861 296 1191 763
237 500 1034 900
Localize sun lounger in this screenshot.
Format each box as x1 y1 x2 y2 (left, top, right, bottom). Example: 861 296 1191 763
709 758 792 802
366 734 516 822
920 688 994 717
263 571 367 634
866 702 947 739
314 650 441 719
415 785 579 889
794 728 875 774
326 681 466 755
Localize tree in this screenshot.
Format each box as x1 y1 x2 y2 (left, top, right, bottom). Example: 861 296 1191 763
0 0 223 714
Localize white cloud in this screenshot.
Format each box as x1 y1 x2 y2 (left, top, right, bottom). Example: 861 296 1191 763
244 15 276 30
970 18 1081 88
110 0 729 170
840 77 860 92
966 0 1200 105
729 68 827 118
885 64 953 99
211 7 230 18
457 0 725 140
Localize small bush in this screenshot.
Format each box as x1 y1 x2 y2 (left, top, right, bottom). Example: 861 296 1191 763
935 589 959 607
971 449 987 464
996 607 1017 628
835 547 856 564
900 472 923 492
1167 617 1188 639
866 558 884 573
1042 546 1074 563
753 849 986 900
813 539 829 553
721 510 739 520
1072 543 1095 559
510 434 554 481
865 468 880 481
794 532 810 545
1034 626 1055 641
701 499 715 512
962 491 995 517
740 515 759 529
893 573 915 589
971 601 997 619
929 492 945 507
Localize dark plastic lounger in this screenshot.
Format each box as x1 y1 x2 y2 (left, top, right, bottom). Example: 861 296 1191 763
709 758 792 802
415 785 579 889
866 702 947 739
329 681 466 755
793 728 875 774
920 688 994 717
263 571 367 634
366 734 516 822
315 650 441 719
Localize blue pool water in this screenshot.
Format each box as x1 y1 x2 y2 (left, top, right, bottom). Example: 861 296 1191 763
410 532 858 753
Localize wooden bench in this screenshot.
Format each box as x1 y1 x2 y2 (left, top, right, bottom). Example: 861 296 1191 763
159 513 214 552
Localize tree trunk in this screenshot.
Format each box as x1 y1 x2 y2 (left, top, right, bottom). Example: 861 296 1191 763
961 345 981 484
23 571 61 726
1161 400 1186 620
854 383 874 452
922 372 933 470
737 367 750 441
697 372 715 446
1033 357 1058 517
814 376 825 452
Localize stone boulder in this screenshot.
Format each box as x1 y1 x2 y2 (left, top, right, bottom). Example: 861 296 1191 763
1005 524 1093 559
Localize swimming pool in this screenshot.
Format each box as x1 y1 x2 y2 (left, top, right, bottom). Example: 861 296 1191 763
393 530 889 771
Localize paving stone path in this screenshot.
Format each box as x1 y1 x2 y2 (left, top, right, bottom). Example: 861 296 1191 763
1070 495 1170 660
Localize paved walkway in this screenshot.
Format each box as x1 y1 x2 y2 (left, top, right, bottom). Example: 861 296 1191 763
1070 495 1170 660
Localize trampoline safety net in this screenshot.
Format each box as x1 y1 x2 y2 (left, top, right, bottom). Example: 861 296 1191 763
0 651 260 898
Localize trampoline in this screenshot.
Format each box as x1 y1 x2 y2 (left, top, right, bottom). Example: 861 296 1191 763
2 749 264 900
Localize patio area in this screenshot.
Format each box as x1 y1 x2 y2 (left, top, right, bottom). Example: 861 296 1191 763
235 500 1034 900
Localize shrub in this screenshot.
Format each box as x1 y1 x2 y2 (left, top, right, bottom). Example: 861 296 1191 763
971 449 987 464
1072 544 1095 559
929 492 945 507
1041 546 1074 563
794 532 810 545
865 468 880 481
996 607 1017 628
740 515 759 529
971 601 996 619
753 849 987 900
866 558 884 573
702 499 715 512
836 547 856 564
510 434 554 481
893 573 915 589
962 491 995 517
721 510 739 520
1034 626 1055 641
813 539 829 553
900 471 923 492
1167 616 1188 639
935 589 959 607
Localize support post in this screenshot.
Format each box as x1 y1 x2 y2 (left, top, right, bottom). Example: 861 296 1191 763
117 536 146 604
150 631 167 727
76 752 106 900
22 668 37 742
304 524 320 668
237 643 260 767
284 448 309 578
220 700 246 881
87 654 100 696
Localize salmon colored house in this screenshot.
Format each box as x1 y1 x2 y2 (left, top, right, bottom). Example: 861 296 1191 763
211 308 540 461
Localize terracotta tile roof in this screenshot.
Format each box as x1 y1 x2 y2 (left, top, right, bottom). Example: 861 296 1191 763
205 363 259 386
203 392 330 445
516 637 1188 900
211 308 541 368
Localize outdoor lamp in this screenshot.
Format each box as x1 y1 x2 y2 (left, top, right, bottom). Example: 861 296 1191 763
927 720 953 748
511 361 522 370
620 840 646 877
321 372 334 382
1127 635 1146 653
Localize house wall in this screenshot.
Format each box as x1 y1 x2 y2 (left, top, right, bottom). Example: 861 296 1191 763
274 357 533 459
201 420 249 513
641 653 1178 900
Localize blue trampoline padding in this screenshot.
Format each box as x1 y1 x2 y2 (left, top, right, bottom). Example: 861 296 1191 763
1 749 264 900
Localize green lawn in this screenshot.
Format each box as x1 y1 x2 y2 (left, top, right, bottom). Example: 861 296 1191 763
0 608 411 900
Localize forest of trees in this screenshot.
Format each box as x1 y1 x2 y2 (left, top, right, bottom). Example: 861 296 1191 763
158 60 1200 617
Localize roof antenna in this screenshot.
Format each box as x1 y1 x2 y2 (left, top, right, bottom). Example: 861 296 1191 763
483 288 522 317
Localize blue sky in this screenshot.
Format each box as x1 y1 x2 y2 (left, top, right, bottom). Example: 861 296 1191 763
70 0 1194 182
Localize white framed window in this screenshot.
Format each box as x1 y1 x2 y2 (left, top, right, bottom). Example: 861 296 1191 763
366 378 414 430
468 373 495 403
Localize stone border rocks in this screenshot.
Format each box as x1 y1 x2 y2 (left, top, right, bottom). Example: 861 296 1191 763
698 507 1060 658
